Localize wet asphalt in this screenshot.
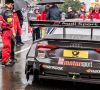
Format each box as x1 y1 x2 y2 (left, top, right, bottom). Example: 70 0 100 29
0 41 100 90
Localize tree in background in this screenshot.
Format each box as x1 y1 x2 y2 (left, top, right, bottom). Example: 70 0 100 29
59 0 81 12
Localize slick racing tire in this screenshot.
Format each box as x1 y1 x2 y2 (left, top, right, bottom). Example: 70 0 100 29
32 69 39 84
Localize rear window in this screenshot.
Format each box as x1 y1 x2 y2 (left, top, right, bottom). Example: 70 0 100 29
49 28 100 41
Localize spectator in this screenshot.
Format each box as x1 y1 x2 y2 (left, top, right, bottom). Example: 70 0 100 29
92 5 100 19
16 10 24 46
32 9 41 42
41 5 50 20
66 7 76 19
47 4 62 20
47 4 61 34
41 5 50 37
79 7 86 19
87 7 94 19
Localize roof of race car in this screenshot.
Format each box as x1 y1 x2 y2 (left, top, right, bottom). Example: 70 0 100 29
29 19 100 28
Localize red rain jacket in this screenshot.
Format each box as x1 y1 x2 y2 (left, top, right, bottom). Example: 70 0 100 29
0 15 13 30
12 12 22 36
92 11 100 19
41 10 47 20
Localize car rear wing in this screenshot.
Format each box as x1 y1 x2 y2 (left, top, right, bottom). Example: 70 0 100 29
29 19 100 40
29 19 100 28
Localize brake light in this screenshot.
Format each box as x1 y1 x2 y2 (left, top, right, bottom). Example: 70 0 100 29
95 48 100 52
37 43 59 58
37 44 59 49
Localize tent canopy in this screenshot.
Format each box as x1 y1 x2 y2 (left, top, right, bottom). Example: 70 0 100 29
37 0 64 5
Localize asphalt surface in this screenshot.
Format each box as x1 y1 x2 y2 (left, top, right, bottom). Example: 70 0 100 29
0 41 100 90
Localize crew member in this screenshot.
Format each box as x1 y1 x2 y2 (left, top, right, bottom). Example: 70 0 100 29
11 10 22 61
0 0 14 66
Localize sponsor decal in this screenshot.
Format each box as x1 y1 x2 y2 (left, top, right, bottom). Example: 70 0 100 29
58 58 92 68
63 50 88 58
86 69 100 74
72 51 80 57
42 65 63 71
58 57 64 65
63 61 92 67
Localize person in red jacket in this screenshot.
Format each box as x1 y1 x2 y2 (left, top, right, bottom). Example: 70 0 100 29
87 7 94 19
92 5 100 19
40 5 50 37
10 10 22 61
13 11 22 36
41 5 50 20
1 0 14 66
32 9 41 41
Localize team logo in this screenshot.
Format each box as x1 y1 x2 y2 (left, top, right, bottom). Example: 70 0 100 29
72 51 80 57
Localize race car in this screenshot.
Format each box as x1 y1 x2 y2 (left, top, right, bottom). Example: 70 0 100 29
25 19 100 84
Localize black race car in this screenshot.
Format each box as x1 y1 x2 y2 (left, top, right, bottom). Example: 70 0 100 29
25 19 100 84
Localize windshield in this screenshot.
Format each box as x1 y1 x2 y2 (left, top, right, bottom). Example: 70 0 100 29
47 27 100 41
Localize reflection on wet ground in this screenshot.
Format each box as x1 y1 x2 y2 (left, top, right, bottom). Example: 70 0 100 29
0 41 100 90
0 42 29 90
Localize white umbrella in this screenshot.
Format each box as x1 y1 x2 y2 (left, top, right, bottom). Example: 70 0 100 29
37 0 64 5
14 0 27 11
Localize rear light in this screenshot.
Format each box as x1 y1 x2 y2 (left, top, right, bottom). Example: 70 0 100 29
95 48 100 52
37 50 46 59
37 44 59 49
37 43 59 58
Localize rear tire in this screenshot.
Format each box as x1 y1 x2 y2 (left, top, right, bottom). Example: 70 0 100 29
32 69 39 84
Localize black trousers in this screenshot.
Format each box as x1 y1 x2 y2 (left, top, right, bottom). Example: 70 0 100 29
32 27 40 41
16 31 22 44
11 38 15 60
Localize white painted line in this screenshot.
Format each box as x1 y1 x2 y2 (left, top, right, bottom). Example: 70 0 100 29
15 46 31 54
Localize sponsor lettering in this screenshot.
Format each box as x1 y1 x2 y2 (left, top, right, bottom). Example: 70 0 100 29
63 61 92 67
58 58 92 68
42 65 63 71
86 69 100 74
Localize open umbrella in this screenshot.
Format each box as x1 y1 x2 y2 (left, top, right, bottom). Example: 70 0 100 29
37 0 64 5
14 0 27 11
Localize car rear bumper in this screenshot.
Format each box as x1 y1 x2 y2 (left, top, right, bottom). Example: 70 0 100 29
39 74 100 84
25 59 100 84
